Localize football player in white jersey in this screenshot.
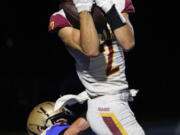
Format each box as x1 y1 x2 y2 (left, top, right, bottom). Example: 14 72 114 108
49 0 145 134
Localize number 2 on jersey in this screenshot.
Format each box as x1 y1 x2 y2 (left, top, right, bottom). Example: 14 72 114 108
104 45 120 77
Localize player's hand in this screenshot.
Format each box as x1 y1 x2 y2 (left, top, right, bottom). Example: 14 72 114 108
73 0 94 13
95 0 114 13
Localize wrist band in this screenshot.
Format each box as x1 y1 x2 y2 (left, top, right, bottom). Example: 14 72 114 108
106 5 126 31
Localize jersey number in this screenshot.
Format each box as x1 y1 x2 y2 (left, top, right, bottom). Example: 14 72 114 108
104 45 120 77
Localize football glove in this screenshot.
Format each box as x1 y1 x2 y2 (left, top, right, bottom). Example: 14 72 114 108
95 0 126 31
95 0 114 13
73 0 94 13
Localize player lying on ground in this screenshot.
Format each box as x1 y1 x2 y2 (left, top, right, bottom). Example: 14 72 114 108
27 92 95 135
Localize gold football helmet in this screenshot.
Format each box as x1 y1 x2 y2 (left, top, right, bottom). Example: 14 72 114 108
26 101 74 135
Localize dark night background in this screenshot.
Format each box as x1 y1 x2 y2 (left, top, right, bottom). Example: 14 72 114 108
1 0 180 134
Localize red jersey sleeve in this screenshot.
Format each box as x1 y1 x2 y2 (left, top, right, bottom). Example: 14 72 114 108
122 0 135 13
48 12 71 32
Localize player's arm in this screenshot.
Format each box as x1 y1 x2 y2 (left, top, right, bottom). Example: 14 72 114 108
58 0 100 57
63 117 89 135
79 11 100 56
95 0 135 51
58 12 99 57
58 27 81 52
113 13 135 51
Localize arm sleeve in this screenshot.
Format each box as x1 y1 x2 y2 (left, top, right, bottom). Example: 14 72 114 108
122 0 135 13
48 12 71 33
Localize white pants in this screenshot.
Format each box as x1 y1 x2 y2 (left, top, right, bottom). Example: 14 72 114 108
87 94 145 135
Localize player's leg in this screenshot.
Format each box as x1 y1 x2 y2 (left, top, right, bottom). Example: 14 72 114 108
86 94 145 135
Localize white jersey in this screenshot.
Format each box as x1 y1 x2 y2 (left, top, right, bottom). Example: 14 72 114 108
49 0 135 97
67 39 128 97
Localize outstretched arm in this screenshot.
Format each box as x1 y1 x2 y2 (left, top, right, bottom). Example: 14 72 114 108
114 13 135 51
58 0 100 57
79 11 100 56
95 0 135 51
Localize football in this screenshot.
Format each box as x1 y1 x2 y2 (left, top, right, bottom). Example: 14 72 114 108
63 2 107 33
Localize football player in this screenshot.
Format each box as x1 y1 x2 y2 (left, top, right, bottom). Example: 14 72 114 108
27 92 94 135
48 0 145 134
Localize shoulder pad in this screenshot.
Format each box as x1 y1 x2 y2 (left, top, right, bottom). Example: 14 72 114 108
48 10 71 32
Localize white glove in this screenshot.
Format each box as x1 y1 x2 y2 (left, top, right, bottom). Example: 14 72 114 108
73 0 94 13
112 0 126 13
54 91 90 111
95 0 114 13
